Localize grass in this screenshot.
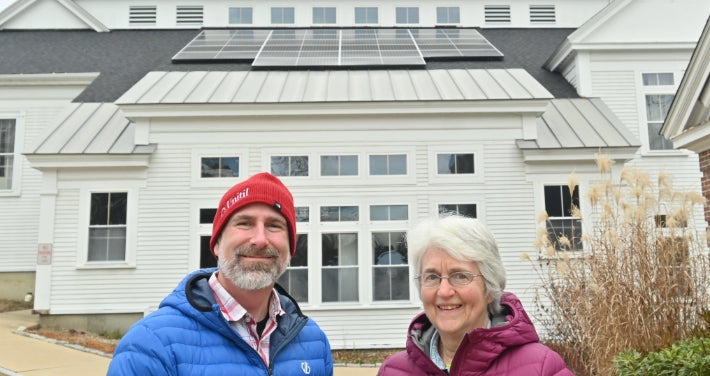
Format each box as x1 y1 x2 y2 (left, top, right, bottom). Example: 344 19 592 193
526 154 710 375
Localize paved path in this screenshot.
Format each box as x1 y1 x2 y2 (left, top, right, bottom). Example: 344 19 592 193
0 309 378 376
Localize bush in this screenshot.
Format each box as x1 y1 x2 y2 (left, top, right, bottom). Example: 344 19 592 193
525 154 710 375
614 336 710 376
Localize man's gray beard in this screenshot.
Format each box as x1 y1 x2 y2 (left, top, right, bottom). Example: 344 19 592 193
218 245 289 290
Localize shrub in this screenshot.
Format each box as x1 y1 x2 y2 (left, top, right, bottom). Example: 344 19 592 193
614 336 710 376
526 154 710 375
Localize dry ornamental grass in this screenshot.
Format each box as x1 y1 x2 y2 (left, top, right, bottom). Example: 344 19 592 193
525 154 710 375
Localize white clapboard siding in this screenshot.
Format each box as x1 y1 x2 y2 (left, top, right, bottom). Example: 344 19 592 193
591 70 639 139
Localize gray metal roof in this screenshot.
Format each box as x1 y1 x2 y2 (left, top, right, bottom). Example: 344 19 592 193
27 97 634 157
28 103 155 155
517 98 640 149
116 69 552 104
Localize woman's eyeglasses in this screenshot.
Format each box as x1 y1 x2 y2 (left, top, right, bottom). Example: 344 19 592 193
415 271 483 288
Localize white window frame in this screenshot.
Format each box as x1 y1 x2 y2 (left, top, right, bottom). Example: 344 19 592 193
427 145 483 183
229 7 253 24
312 7 336 24
639 71 681 154
77 185 138 269
436 6 460 25
0 114 23 197
354 7 378 25
191 148 246 187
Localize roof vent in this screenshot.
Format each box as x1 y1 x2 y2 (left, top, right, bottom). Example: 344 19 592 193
129 5 157 26
177 5 204 25
484 5 511 24
530 5 556 24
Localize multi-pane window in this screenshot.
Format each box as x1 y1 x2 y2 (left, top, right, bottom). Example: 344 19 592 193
322 233 359 302
438 204 477 218
643 73 675 150
395 7 419 24
436 7 460 24
370 205 408 221
544 185 582 251
321 155 357 176
313 7 336 24
370 154 406 175
372 232 409 301
321 206 359 222
437 153 474 174
0 119 16 190
643 73 674 86
271 156 308 176
645 94 674 150
229 7 253 24
88 192 127 261
201 157 238 178
355 7 378 24
278 234 309 302
271 7 295 24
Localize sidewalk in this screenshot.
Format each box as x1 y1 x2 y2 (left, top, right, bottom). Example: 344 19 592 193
0 309 377 376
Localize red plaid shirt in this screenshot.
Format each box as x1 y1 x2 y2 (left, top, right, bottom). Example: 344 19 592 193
208 272 285 366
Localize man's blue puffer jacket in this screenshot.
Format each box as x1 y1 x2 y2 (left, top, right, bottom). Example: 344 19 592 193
107 268 333 375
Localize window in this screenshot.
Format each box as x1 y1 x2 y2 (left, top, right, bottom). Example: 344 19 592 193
437 153 474 174
529 5 555 24
370 154 406 175
355 7 378 24
201 157 238 178
271 156 308 176
436 7 460 24
321 155 357 176
88 192 127 261
313 7 336 24
0 119 16 190
200 235 216 268
370 205 408 221
372 232 409 301
321 206 359 222
295 206 309 222
485 5 510 24
278 234 309 302
544 185 582 251
129 5 156 26
229 7 253 24
176 5 203 25
395 7 419 24
643 73 674 86
322 233 358 302
271 7 295 24
438 204 477 218
645 95 674 150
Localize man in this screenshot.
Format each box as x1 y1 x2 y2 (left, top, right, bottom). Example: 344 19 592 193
108 172 333 375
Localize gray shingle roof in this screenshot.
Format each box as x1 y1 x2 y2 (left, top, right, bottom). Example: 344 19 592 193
0 28 578 102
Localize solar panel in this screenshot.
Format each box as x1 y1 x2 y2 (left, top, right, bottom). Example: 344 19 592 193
413 28 503 59
172 28 503 66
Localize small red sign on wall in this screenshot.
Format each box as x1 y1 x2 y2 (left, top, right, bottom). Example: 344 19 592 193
37 243 52 265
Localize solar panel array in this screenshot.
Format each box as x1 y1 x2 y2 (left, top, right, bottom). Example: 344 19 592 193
172 28 503 67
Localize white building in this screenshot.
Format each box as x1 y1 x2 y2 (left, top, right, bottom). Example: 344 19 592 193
0 0 708 349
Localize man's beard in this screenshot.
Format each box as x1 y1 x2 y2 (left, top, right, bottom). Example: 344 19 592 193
218 244 289 290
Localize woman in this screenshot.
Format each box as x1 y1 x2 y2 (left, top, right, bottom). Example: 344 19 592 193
378 214 573 376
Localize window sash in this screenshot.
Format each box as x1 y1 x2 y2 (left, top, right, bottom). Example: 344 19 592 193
271 7 295 24
645 94 674 150
355 7 378 24
229 7 253 24
436 7 460 23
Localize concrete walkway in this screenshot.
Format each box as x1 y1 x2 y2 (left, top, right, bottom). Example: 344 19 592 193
0 309 378 376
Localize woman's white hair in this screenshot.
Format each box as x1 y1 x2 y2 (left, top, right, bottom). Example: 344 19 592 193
407 213 507 315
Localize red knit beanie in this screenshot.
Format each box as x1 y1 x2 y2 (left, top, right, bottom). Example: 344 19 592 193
210 172 297 257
